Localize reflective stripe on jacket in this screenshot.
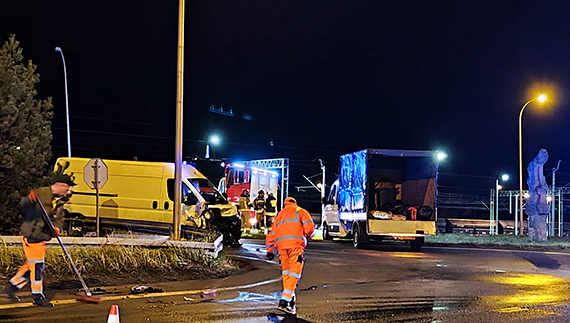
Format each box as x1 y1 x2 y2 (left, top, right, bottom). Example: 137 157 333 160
238 196 251 211
266 203 314 253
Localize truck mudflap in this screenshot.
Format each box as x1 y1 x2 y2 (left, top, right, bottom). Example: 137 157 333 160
367 219 436 237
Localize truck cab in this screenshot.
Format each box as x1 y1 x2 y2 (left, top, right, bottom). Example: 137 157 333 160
322 180 350 239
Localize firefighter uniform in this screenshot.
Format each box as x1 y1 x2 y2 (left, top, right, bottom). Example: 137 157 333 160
252 191 266 229
265 193 277 227
238 191 251 230
266 197 315 314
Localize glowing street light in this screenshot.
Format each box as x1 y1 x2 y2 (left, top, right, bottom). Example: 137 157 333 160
519 94 547 235
436 151 448 161
209 135 220 145
524 192 530 199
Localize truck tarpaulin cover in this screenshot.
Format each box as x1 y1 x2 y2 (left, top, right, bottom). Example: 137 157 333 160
339 150 366 213
339 149 437 214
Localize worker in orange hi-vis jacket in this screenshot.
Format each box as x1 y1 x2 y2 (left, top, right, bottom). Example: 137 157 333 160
265 197 315 315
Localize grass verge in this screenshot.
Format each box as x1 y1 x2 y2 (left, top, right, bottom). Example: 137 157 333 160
241 230 570 252
426 233 570 250
240 231 267 240
0 239 240 288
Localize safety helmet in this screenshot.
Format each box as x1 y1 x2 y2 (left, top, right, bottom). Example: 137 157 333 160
258 190 265 195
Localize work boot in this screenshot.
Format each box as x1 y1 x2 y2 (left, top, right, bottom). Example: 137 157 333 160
32 295 54 307
288 297 297 315
4 283 20 302
277 299 289 312
277 299 296 315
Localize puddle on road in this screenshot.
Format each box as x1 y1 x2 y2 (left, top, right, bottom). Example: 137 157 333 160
316 273 570 321
477 272 570 317
320 295 474 322
183 273 570 321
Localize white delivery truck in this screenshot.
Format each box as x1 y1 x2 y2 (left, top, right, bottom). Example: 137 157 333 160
56 158 240 242
321 149 440 251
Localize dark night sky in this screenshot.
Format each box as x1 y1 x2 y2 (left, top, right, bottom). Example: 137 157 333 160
3 1 570 200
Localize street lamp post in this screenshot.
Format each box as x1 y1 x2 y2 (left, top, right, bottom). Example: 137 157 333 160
205 135 220 158
493 174 509 235
518 94 547 235
55 47 71 158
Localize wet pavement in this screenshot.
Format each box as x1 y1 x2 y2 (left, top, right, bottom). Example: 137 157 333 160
2 240 570 322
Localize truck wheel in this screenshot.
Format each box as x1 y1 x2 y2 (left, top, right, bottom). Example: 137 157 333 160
410 237 424 251
353 223 366 249
322 223 333 240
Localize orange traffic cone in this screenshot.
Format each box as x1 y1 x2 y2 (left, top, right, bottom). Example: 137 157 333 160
107 304 120 323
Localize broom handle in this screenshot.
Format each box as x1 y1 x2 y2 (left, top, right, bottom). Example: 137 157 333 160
34 195 93 297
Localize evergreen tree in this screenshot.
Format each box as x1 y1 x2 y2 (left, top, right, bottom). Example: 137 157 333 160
0 35 53 234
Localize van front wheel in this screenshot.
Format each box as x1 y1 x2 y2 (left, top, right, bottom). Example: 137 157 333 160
322 223 333 240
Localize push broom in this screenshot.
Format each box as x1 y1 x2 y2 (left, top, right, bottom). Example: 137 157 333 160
35 195 101 304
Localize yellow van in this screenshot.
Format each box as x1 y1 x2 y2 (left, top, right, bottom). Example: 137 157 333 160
56 158 239 237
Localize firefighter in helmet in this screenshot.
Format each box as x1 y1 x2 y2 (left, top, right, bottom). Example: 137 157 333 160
265 191 277 227
238 189 252 231
252 190 266 229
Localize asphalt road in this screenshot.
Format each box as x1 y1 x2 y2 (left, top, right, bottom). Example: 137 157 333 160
2 239 570 322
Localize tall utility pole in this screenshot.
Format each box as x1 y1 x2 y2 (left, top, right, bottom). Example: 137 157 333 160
319 159 326 219
173 0 185 240
55 47 71 157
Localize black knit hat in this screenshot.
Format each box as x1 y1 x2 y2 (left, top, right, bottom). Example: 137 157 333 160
54 173 77 186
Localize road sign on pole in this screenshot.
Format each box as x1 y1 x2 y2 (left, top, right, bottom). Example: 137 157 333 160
84 158 108 189
83 159 108 237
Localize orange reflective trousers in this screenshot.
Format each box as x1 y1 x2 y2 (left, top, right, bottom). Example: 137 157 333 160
278 247 304 302
10 237 46 296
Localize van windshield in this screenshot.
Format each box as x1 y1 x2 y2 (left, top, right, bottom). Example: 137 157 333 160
189 179 228 204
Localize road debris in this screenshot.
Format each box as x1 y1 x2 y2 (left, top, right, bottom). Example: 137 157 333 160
201 289 217 299
130 286 164 294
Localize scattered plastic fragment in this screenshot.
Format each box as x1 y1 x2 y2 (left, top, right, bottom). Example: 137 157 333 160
130 286 164 294
92 287 107 294
201 289 217 299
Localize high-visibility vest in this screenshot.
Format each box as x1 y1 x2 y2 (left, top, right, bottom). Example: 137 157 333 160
266 204 315 252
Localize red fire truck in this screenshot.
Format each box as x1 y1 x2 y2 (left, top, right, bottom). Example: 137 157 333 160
219 162 279 204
